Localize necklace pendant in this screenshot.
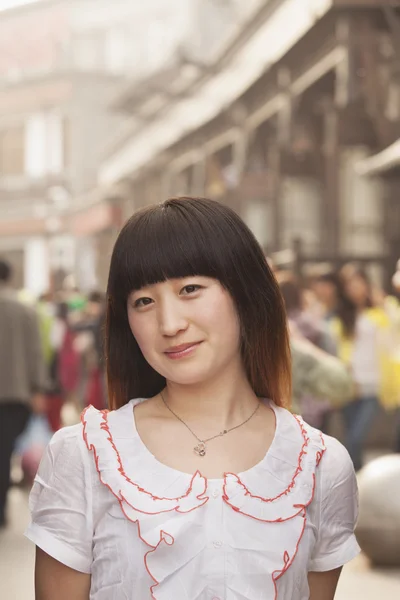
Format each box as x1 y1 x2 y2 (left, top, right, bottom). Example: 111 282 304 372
194 442 206 457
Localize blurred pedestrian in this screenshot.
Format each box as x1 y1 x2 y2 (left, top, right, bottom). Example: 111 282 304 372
52 302 81 414
311 270 341 322
73 291 107 409
0 259 47 527
332 264 399 471
27 198 359 599
279 275 336 354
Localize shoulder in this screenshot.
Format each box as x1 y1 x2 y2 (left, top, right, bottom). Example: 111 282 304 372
50 422 83 446
30 423 90 514
41 423 89 477
278 412 357 498
318 434 357 496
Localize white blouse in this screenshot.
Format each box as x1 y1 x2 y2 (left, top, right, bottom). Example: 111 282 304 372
25 399 360 600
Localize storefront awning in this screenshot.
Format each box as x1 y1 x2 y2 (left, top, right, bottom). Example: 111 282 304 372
99 0 333 185
356 139 400 176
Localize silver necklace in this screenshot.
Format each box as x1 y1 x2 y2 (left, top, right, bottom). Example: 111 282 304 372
160 391 261 457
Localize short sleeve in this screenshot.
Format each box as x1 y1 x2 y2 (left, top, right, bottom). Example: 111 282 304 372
24 424 93 573
309 435 361 572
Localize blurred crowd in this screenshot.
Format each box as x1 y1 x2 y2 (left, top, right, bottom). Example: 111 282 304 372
1 255 400 527
273 259 400 473
29 286 107 430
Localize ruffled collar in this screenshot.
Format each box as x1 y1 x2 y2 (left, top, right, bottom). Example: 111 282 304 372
81 399 326 599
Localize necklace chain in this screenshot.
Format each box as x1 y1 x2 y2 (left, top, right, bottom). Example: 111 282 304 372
160 391 261 456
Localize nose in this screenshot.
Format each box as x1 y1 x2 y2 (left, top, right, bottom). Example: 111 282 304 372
158 297 188 337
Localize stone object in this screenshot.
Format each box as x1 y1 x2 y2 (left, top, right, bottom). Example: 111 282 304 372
356 454 400 567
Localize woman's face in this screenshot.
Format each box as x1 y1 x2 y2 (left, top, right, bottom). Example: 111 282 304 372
312 280 337 308
344 274 369 307
127 276 242 386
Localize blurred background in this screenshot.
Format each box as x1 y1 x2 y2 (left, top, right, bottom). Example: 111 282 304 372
1 0 400 598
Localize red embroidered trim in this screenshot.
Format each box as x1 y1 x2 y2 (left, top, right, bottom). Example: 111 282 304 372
222 414 311 515
316 431 326 466
221 414 326 599
272 515 308 600
144 532 176 600
81 406 209 600
223 472 317 524
81 406 208 513
81 406 326 600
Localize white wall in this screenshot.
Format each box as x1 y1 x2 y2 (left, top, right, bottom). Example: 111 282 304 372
24 236 49 296
25 112 64 178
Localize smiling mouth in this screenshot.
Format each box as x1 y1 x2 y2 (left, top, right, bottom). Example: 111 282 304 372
164 342 202 359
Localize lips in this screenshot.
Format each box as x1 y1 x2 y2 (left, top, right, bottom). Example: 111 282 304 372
164 342 201 354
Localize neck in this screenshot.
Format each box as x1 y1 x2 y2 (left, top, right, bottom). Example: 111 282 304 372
162 358 260 430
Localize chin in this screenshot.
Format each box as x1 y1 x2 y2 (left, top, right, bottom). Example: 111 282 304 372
157 362 217 387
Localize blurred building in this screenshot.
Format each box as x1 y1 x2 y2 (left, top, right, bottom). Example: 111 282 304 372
93 0 400 289
0 0 191 292
2 0 400 292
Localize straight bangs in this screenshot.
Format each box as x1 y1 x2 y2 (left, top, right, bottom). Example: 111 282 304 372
108 200 235 311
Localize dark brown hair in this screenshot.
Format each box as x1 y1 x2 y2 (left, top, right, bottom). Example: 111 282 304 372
278 275 303 316
106 197 291 410
337 263 373 337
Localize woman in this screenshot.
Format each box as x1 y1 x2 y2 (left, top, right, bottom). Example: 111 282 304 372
26 198 359 600
332 264 398 471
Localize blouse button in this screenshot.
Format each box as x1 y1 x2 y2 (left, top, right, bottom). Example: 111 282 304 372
213 540 223 549
212 489 219 498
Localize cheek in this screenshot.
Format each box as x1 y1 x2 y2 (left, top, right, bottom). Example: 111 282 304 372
127 313 153 356
203 294 241 345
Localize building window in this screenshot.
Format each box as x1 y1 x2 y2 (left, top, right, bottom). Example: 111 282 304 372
105 28 127 74
282 177 321 254
25 112 67 178
25 114 46 178
0 125 25 176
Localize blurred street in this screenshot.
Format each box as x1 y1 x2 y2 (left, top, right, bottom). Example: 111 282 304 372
2 487 400 600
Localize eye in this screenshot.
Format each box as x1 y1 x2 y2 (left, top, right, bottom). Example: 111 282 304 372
181 284 202 295
133 297 153 308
